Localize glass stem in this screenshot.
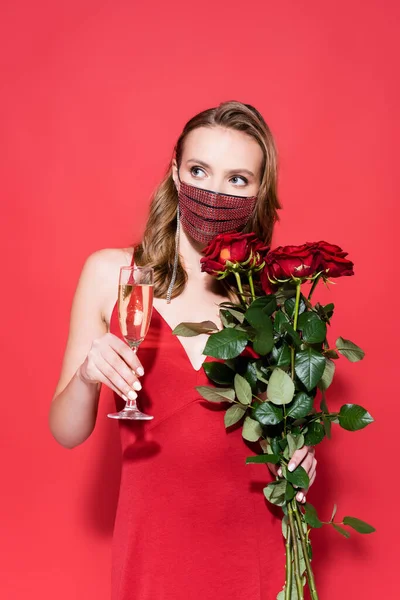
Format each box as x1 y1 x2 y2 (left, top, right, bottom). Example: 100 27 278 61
123 346 139 411
124 398 138 411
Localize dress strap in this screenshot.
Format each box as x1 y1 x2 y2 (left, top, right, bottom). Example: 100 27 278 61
130 247 135 266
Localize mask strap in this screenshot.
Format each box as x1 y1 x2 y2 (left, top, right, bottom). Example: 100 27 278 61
166 180 181 304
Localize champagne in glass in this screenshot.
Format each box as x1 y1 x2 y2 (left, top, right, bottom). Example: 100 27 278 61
107 266 154 420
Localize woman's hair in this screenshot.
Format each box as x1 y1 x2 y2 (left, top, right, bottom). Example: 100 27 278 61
134 100 282 299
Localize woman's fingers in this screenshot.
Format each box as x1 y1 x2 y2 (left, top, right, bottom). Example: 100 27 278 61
101 344 142 392
88 364 134 402
296 470 317 503
107 334 145 376
288 445 314 472
295 457 317 503
96 355 139 402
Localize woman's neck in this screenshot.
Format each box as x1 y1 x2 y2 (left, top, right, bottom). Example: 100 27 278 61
179 229 207 279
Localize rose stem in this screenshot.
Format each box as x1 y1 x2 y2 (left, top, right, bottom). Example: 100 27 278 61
290 281 302 380
247 272 256 302
285 524 293 600
233 271 247 306
291 500 319 600
288 502 304 599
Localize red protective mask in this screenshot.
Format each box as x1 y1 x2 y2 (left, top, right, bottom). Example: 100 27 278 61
177 175 257 244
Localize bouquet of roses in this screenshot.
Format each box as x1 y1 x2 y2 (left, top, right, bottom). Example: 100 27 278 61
173 232 375 600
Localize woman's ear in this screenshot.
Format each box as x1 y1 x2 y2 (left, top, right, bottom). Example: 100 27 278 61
171 158 180 192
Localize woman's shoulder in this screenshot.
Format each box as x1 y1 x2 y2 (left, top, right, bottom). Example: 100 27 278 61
83 247 135 274
78 247 135 326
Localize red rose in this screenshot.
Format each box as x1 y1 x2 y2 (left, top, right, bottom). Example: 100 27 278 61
201 232 269 276
310 241 354 278
260 244 320 293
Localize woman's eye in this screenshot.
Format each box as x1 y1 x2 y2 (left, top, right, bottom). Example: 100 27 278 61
230 175 248 186
190 166 206 178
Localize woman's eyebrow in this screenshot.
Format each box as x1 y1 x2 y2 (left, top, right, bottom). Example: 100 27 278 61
186 158 255 177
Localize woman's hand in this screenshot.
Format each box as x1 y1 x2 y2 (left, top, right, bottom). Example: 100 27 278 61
77 333 145 402
269 445 317 504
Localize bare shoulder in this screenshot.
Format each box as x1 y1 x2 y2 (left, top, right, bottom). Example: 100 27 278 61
83 247 134 276
80 247 134 325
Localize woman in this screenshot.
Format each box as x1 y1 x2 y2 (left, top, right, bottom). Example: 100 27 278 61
49 100 317 599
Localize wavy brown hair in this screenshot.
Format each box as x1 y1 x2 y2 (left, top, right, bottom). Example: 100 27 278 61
134 100 282 299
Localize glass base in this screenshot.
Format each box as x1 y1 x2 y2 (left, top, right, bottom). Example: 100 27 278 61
107 409 154 420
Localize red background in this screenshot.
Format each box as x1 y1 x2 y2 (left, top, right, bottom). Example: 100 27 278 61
1 1 398 598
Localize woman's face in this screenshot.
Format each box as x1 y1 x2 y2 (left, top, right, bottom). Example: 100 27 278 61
172 126 263 197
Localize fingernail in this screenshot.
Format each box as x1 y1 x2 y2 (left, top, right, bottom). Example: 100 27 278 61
122 394 128 401
136 366 145 377
133 380 142 391
128 390 137 401
297 492 304 502
288 462 296 472
277 468 283 477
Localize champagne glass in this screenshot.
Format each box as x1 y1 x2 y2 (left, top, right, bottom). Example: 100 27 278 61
107 266 154 420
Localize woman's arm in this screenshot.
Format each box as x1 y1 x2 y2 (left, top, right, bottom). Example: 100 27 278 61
48 249 143 449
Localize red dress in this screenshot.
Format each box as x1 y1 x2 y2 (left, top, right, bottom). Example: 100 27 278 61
109 295 284 599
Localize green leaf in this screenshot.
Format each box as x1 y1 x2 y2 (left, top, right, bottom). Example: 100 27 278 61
245 453 280 464
304 502 323 528
323 303 335 316
203 361 235 385
239 360 258 390
297 311 313 328
343 516 376 534
203 328 248 359
281 515 289 539
287 433 297 458
263 480 287 506
242 416 262 442
286 392 314 419
270 437 281 455
224 404 246 428
304 421 325 445
252 319 274 355
255 363 269 384
324 349 339 359
286 465 309 489
219 309 238 328
267 368 295 405
282 322 302 348
295 348 326 391
253 402 283 426
332 524 351 538
195 386 235 403
318 358 335 391
245 304 272 330
234 373 252 405
300 313 327 344
336 337 365 362
223 307 245 323
274 311 290 333
271 344 291 367
296 433 305 449
285 482 296 501
285 296 306 318
172 320 219 337
247 295 277 317
338 404 374 431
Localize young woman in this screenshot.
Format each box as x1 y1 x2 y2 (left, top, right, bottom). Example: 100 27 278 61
49 101 317 599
